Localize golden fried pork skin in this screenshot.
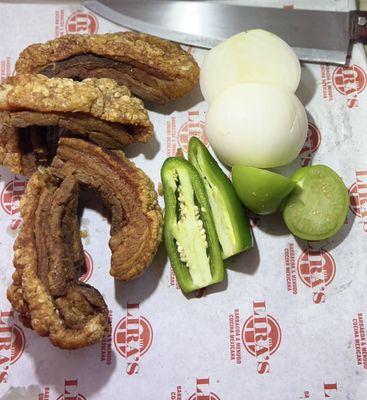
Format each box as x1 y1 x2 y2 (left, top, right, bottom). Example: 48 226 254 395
0 74 154 149
0 126 29 175
0 124 61 177
51 138 163 280
6 138 162 348
15 32 200 104
7 171 109 349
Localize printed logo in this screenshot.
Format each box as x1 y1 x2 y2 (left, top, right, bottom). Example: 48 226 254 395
100 310 112 366
170 386 182 400
299 123 321 166
169 266 180 290
242 301 281 374
172 378 221 400
320 64 334 102
323 383 338 399
188 391 220 400
8 325 24 365
0 57 11 84
300 382 337 399
57 394 86 400
38 387 50 400
349 170 367 233
297 248 336 304
0 311 25 383
177 116 207 153
352 313 367 370
332 64 367 108
228 309 242 365
79 250 93 283
113 303 153 375
66 11 99 34
350 183 362 217
1 176 27 232
284 243 298 295
55 10 66 37
166 111 208 156
56 380 86 400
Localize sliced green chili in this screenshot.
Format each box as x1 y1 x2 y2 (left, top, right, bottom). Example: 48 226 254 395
188 137 252 259
161 157 225 293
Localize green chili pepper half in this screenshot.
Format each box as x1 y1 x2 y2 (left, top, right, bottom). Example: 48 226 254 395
161 157 225 293
188 137 253 259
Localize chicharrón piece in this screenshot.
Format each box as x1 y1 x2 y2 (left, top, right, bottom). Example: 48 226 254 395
15 32 200 104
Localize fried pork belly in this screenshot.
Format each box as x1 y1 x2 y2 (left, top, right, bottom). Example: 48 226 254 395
7 171 109 349
7 138 163 348
0 126 28 175
51 137 163 280
0 74 154 150
15 32 200 104
0 125 61 176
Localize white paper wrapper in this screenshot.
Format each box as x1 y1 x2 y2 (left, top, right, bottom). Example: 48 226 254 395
0 1 366 399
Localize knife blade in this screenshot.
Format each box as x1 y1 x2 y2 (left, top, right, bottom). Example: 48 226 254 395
83 0 367 65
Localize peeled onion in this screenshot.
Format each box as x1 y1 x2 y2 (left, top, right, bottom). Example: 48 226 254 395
205 83 308 168
200 29 301 104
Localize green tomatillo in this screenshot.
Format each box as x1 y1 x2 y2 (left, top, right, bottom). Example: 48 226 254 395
282 165 349 240
232 166 296 215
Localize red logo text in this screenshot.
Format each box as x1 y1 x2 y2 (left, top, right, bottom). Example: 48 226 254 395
1 176 27 231
297 248 336 304
100 310 112 366
167 111 208 156
301 382 337 399
66 11 99 34
79 250 93 283
242 301 281 374
332 64 367 108
353 313 367 370
188 378 220 400
228 308 242 365
113 303 153 375
177 111 207 153
0 311 25 383
284 243 298 295
0 57 11 84
299 123 321 166
349 170 367 233
56 379 86 400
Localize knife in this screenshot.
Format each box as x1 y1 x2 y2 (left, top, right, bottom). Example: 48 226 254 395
83 0 367 65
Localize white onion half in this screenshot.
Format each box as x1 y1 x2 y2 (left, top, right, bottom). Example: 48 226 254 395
200 29 301 104
205 83 308 168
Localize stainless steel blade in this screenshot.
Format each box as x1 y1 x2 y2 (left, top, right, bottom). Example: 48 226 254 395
84 0 352 64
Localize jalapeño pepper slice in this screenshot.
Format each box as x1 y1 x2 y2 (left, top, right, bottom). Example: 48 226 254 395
161 157 225 293
188 137 252 259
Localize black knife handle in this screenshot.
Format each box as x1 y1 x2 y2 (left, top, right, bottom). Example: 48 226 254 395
350 11 367 43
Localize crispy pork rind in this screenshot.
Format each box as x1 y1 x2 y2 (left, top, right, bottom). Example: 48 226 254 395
15 32 200 104
51 137 163 280
0 126 25 175
0 74 154 149
0 124 60 177
7 138 163 348
7 171 109 349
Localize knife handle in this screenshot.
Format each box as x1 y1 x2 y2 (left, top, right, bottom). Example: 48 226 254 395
350 11 367 43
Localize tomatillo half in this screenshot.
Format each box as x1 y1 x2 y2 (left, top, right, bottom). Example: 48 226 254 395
232 166 296 215
282 165 349 241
